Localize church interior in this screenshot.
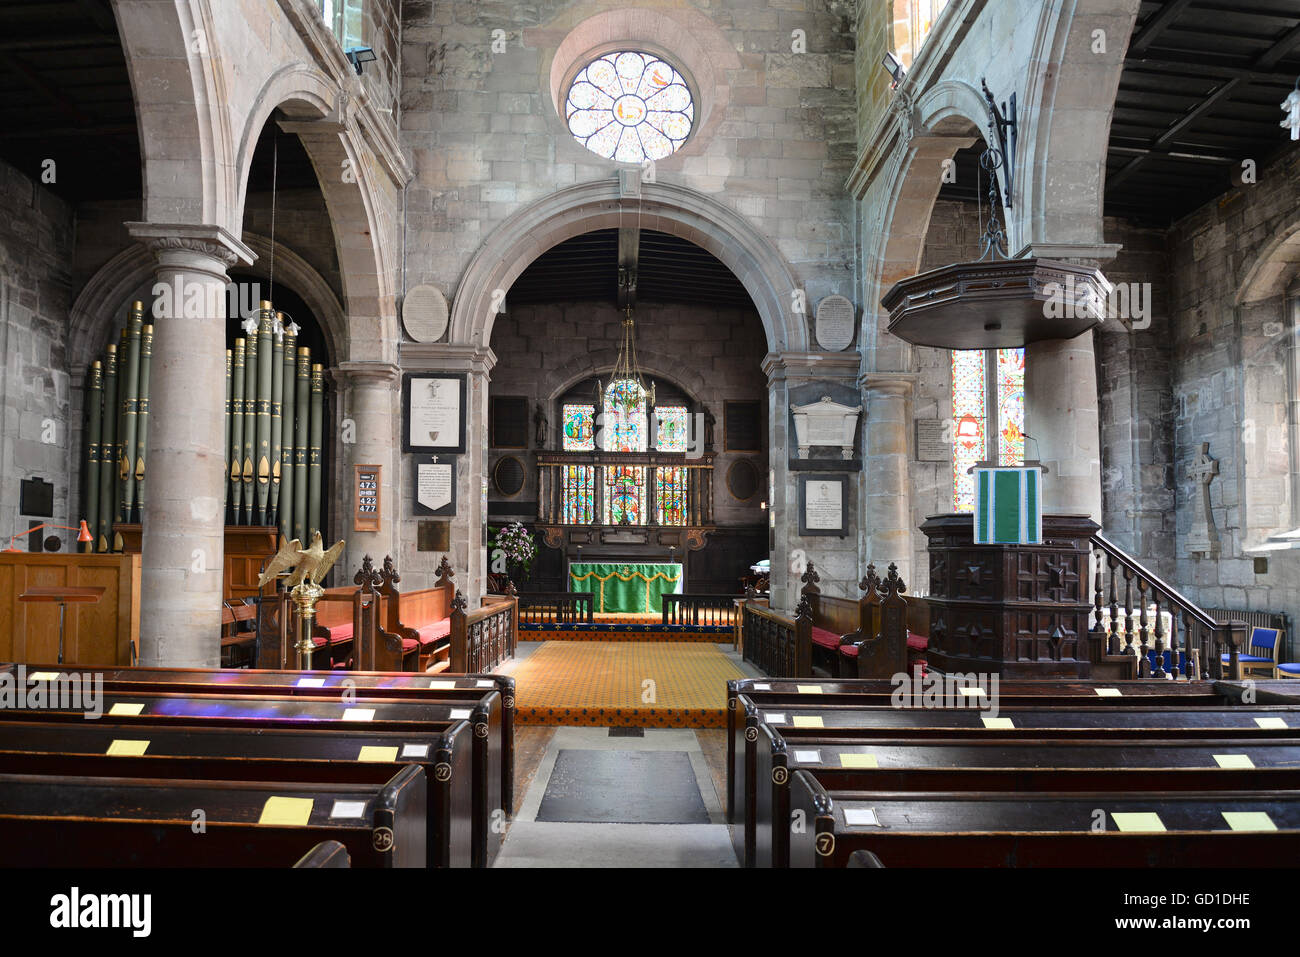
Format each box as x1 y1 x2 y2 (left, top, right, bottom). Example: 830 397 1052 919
1 0 1300 888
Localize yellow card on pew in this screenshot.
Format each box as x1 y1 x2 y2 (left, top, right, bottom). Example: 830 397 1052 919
1222 811 1276 832
1214 754 1255 769
28 672 60 682
796 685 823 694
108 703 144 716
1112 812 1165 832
259 796 314 827
839 753 877 768
106 740 150 756
1095 688 1122 697
1255 717 1287 729
357 746 399 763
792 716 824 728
981 716 1014 729
343 708 375 722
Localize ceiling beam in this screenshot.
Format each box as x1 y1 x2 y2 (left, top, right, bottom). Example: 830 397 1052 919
1128 0 1196 56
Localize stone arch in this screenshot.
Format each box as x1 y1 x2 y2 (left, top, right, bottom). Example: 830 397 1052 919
233 68 397 364
115 0 239 231
451 180 807 354
67 235 346 373
544 351 711 409
1236 216 1300 304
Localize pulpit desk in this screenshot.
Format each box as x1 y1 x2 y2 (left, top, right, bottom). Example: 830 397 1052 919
18 587 106 664
568 562 683 614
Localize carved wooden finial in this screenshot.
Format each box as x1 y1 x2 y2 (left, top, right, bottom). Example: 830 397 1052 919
380 555 400 587
882 562 906 597
745 584 757 599
800 560 821 595
795 595 813 621
434 556 456 589
354 554 382 593
451 589 468 614
859 562 879 594
505 580 518 598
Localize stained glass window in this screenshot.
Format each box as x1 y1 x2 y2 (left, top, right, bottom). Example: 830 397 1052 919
655 406 688 452
601 379 648 452
562 466 595 524
656 465 687 526
996 348 1025 466
562 404 595 451
565 51 694 164
604 464 645 525
893 0 952 69
951 347 1024 512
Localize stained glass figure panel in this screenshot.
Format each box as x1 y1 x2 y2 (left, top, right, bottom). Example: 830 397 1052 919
655 406 688 452
562 465 595 525
655 465 687 526
562 404 595 451
996 347 1025 466
604 464 645 525
951 350 987 512
601 379 648 452
565 51 695 163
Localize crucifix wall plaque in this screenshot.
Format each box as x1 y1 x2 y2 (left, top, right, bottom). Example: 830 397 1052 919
402 373 467 454
413 454 457 516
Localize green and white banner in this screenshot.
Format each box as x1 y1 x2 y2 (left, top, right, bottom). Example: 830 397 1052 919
974 467 1042 544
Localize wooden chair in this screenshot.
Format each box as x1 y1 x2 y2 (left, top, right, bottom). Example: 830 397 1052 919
1220 626 1282 677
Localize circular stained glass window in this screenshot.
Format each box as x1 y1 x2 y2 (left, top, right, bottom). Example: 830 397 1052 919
565 51 695 163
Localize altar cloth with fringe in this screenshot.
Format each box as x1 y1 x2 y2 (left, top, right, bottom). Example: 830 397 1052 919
568 562 682 614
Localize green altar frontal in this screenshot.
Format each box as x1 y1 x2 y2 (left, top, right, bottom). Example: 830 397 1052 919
568 562 683 614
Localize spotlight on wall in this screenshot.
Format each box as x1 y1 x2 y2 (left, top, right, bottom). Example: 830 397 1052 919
345 46 377 75
881 51 907 90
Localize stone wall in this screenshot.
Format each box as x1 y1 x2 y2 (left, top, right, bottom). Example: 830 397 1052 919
0 159 76 543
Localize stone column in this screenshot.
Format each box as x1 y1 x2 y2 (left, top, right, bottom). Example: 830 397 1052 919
126 223 255 667
398 343 496 606
1025 331 1103 522
860 372 916 589
335 361 400 577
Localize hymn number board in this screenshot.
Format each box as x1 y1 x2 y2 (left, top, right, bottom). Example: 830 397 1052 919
354 464 381 532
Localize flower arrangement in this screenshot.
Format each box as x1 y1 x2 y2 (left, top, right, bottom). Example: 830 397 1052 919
490 522 537 579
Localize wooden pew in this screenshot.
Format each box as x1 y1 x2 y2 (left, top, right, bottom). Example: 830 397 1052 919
0 687 505 868
219 600 257 668
19 662 518 817
757 726 1300 867
295 840 351 868
450 588 518 674
0 765 427 867
381 556 455 672
730 694 1300 865
725 677 1238 827
741 599 812 677
0 718 475 868
788 772 1300 867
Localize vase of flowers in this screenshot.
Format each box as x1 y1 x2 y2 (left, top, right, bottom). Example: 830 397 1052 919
489 522 537 585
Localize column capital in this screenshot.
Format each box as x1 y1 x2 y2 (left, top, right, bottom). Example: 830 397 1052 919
400 341 498 377
762 351 862 387
334 360 401 385
125 222 256 272
859 371 918 397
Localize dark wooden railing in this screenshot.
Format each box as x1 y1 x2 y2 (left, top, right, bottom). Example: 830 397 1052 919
742 600 813 677
662 594 738 626
1089 532 1248 680
517 591 594 624
449 590 517 674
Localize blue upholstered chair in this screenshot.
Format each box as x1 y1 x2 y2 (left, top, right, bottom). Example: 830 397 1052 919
1278 661 1299 679
1145 647 1194 678
1220 626 1282 677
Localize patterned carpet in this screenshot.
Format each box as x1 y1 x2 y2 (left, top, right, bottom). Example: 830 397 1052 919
505 641 746 728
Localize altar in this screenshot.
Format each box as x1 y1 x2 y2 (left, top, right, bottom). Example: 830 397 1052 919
568 562 683 614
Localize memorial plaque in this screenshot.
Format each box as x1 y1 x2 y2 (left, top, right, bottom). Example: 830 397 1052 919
916 419 949 461
401 284 449 343
413 455 456 516
493 455 526 497
417 521 450 552
402 373 467 454
724 401 762 452
798 474 848 536
815 295 855 351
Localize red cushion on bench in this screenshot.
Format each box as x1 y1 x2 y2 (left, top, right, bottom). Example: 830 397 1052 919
401 637 418 652
810 626 842 649
907 631 928 650
839 642 858 658
415 619 451 646
318 623 353 644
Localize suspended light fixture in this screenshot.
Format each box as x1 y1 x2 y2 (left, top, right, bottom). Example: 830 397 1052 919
882 78 1111 350
595 299 655 414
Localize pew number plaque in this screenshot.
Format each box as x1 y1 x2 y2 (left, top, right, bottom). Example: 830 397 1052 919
354 465 382 532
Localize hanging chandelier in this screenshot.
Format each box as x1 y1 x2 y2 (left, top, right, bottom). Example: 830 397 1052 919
596 301 655 415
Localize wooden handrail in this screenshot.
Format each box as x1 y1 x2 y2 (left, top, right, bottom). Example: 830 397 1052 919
518 591 594 624
661 593 738 625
